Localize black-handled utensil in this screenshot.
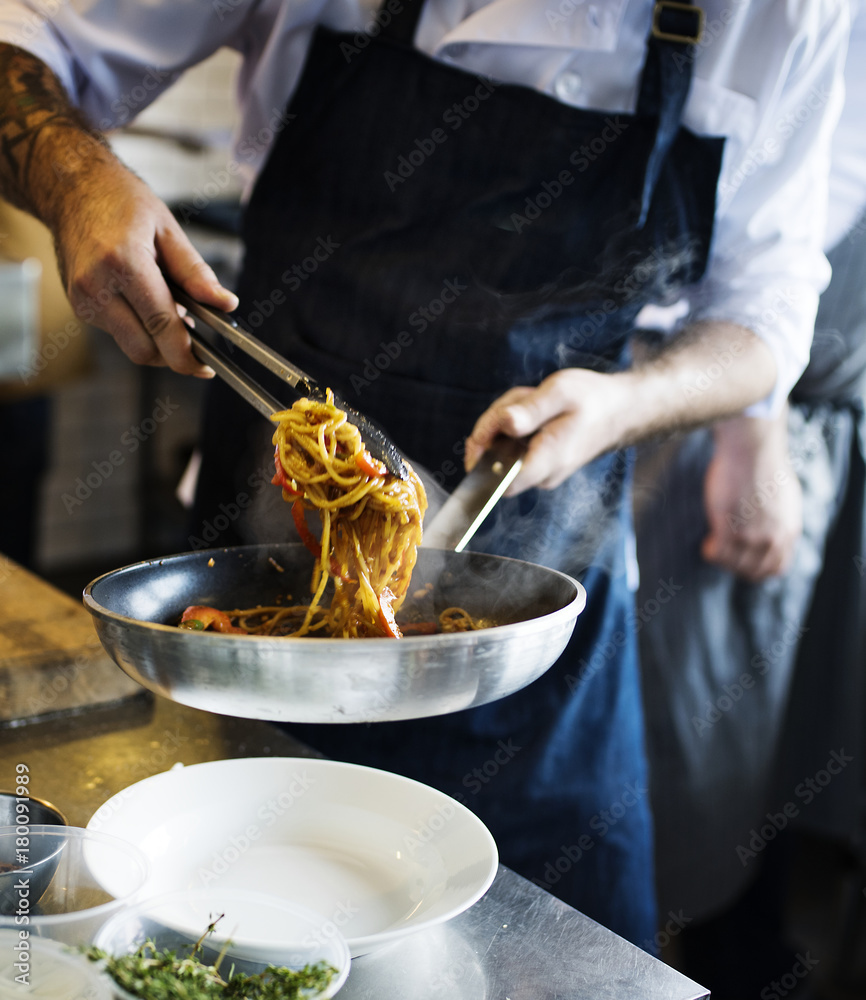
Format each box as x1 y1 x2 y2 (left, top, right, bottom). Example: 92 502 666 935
169 281 408 480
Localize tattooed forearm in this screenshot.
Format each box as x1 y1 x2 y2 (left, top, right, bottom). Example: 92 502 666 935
0 43 112 228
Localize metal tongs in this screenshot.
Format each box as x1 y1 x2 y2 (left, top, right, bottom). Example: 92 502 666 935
170 281 408 479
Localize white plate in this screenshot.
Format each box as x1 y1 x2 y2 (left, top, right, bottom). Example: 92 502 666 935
87 758 499 957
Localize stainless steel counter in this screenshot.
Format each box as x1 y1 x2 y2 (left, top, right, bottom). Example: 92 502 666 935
0 693 709 999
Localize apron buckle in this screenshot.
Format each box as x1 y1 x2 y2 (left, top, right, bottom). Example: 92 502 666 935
651 1 704 44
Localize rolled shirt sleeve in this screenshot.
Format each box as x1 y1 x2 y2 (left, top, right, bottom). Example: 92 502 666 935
0 0 256 129
686 0 850 415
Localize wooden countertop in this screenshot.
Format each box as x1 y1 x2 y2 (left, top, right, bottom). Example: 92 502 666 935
0 553 142 724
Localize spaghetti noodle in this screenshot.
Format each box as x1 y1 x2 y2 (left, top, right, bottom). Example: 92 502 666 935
268 390 426 637
178 392 487 637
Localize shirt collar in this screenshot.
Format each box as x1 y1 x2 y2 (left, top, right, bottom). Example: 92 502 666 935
432 0 630 53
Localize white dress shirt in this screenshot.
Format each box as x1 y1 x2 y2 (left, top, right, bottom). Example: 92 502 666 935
826 0 866 249
0 0 850 412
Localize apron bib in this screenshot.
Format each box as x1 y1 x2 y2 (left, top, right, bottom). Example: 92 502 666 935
191 0 725 947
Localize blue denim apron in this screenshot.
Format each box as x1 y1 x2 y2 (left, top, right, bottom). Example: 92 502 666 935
192 1 724 948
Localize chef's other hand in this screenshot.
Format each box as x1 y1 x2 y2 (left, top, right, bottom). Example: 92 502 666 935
54 158 238 377
701 409 803 582
465 368 634 494
465 320 780 498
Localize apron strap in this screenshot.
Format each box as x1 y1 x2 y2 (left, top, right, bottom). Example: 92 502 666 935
636 2 704 226
373 0 704 226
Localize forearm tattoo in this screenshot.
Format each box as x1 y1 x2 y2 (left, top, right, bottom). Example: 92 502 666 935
0 43 108 221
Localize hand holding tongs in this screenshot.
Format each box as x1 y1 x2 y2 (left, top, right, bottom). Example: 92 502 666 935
169 281 408 479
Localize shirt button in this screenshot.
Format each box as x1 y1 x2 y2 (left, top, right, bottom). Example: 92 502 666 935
554 71 583 103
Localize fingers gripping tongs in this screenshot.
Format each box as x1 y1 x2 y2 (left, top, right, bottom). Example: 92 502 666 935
169 281 409 479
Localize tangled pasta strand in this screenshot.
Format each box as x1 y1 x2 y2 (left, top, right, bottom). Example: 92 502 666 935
270 391 427 637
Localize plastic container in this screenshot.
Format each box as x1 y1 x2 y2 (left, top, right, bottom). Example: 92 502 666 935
0 827 150 948
0 930 113 999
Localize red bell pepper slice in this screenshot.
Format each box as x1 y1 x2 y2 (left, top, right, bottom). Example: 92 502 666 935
292 499 322 558
179 606 247 634
400 621 438 635
356 449 387 479
376 588 403 639
271 446 300 495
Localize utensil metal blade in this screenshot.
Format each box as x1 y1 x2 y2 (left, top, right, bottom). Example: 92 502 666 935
422 437 525 551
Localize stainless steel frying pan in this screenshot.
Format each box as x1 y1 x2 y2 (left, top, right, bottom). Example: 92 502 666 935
83 540 584 724
84 295 585 725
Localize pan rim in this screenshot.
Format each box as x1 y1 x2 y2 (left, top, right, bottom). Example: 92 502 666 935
83 542 586 646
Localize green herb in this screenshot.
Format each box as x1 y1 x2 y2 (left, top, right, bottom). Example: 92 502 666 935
83 916 338 999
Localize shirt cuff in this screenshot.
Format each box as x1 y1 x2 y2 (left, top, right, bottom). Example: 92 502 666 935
691 279 821 418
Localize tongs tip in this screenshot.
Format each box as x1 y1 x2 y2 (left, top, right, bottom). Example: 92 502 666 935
170 278 409 480
328 390 409 480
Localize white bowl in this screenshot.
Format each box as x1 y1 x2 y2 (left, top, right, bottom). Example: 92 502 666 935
87 757 498 956
94 888 350 998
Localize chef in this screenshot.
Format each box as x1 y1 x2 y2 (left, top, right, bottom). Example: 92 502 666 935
0 0 848 948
